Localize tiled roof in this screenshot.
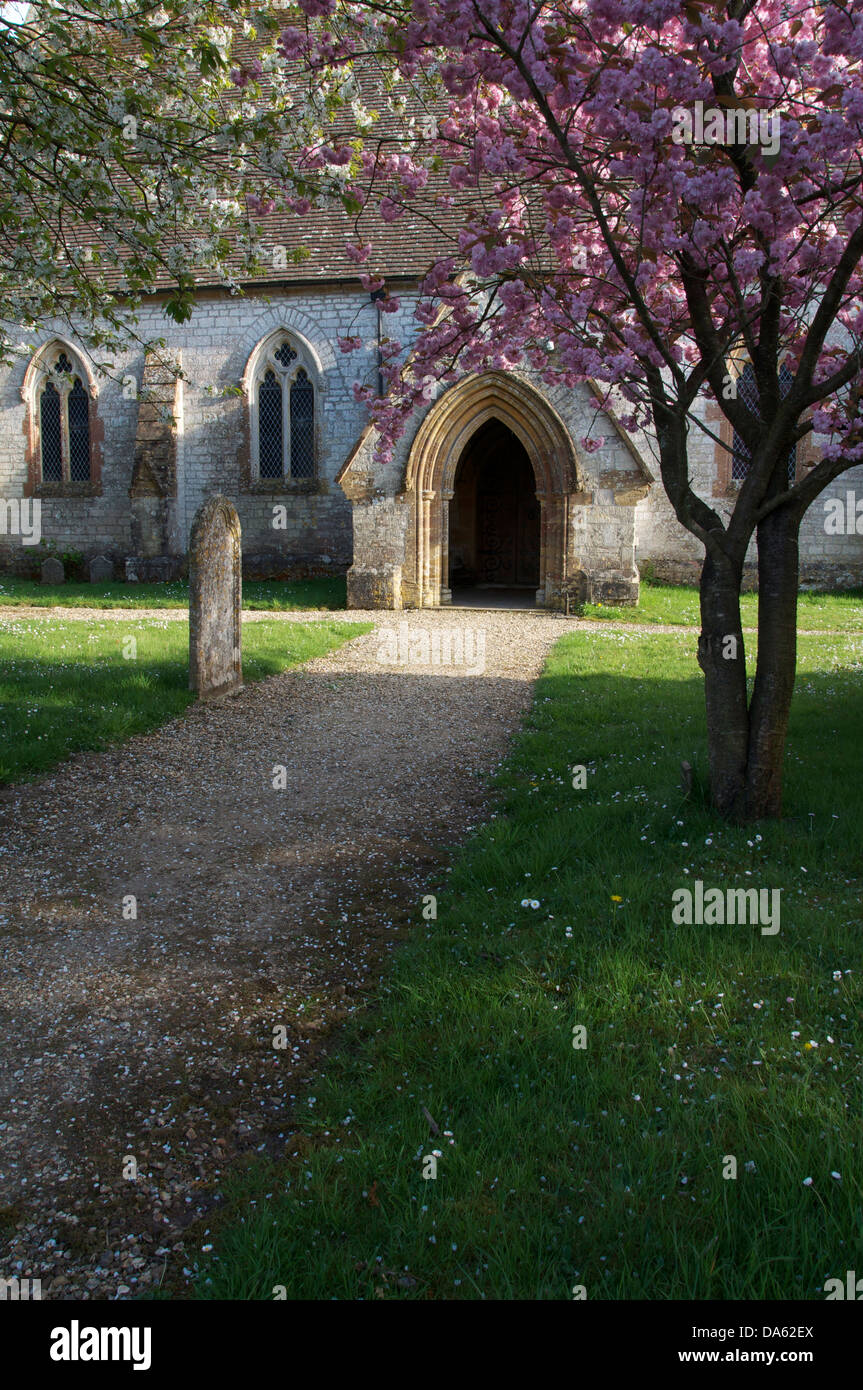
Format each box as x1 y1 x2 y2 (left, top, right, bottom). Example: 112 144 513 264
217 190 456 286
87 31 463 293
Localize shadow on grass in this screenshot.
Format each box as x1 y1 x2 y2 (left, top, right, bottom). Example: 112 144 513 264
0 617 367 784
0 575 347 611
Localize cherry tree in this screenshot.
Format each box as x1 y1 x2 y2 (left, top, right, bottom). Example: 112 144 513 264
267 0 863 820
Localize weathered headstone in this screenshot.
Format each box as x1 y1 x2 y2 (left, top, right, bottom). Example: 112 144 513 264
188 495 242 699
141 557 173 583
41 557 64 585
125 556 176 583
89 555 113 584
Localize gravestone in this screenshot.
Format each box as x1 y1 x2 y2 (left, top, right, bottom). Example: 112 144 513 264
41 557 64 585
142 557 174 582
89 555 113 584
188 495 243 700
125 556 176 583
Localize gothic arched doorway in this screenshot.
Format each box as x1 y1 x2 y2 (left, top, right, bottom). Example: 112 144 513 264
448 420 541 600
400 369 583 608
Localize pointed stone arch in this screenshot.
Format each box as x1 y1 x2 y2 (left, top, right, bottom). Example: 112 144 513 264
21 336 103 496
399 371 587 607
240 322 327 397
20 335 101 405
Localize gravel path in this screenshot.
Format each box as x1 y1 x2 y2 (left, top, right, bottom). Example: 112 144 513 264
0 606 598 1300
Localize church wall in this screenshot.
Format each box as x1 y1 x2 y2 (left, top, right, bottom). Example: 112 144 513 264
0 287 419 580
3 289 863 593
0 337 137 570
635 402 863 588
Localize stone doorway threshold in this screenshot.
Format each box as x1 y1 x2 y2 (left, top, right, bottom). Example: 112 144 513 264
449 585 539 611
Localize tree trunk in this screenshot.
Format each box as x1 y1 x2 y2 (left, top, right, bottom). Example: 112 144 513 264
698 549 750 817
744 504 800 819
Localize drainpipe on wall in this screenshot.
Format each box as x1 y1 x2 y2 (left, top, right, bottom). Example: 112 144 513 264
370 287 387 397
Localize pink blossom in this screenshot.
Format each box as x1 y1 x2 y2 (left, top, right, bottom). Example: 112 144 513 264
259 0 863 480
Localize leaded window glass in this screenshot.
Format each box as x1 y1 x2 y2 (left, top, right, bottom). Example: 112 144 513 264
68 379 91 480
731 362 796 485
258 370 284 478
251 336 315 481
36 346 92 483
40 381 63 481
289 370 315 478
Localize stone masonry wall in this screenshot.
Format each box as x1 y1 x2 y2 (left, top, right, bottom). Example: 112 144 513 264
3 288 863 590
635 401 863 589
342 368 648 608
0 287 418 577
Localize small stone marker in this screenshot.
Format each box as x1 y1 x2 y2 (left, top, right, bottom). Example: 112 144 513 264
89 555 113 584
41 557 64 585
188 494 243 700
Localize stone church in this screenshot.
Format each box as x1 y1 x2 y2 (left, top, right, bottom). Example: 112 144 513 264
2 205 862 606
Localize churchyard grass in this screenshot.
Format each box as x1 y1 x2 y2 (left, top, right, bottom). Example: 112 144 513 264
0 617 369 783
0 575 346 610
580 580 863 630
193 624 863 1300
3 573 860 631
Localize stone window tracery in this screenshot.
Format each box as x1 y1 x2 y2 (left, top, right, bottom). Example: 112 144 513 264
32 345 93 484
251 335 316 481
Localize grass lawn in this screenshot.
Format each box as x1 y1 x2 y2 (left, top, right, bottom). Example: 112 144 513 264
0 575 346 611
581 580 863 631
0 616 369 784
4 572 861 633
193 625 863 1300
